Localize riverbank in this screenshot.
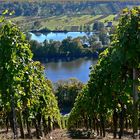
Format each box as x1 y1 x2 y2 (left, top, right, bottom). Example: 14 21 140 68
33 55 99 63
31 29 68 34
30 30 100 34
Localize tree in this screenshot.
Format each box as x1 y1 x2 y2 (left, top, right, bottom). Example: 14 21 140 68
93 21 104 31
99 29 110 45
91 41 102 52
55 78 83 114
60 37 83 57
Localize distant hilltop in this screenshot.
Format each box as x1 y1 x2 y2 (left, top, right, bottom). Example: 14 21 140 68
0 0 139 18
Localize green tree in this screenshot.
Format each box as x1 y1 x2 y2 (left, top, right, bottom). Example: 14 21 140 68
93 21 104 31
55 78 83 114
99 29 109 45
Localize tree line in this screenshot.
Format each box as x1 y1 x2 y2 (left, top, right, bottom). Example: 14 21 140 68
30 29 109 61
0 1 139 17
68 8 140 139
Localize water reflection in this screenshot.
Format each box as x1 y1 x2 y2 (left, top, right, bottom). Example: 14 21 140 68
45 58 97 83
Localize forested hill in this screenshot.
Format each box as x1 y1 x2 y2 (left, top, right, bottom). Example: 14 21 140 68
0 1 140 16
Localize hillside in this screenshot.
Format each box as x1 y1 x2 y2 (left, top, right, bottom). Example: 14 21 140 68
1 1 140 16
1 1 139 31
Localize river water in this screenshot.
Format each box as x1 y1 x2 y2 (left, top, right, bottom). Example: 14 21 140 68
30 31 93 42
45 58 97 83
30 32 97 83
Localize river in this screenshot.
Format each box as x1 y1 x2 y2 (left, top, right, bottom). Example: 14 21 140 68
30 31 93 42
45 58 97 83
30 32 97 83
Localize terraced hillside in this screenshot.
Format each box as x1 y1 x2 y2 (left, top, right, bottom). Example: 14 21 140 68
1 1 139 31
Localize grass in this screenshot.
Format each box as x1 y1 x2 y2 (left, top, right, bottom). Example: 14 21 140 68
99 15 115 23
97 14 119 26
10 14 119 31
40 15 103 30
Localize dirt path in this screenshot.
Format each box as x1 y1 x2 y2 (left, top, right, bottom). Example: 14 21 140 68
46 129 71 140
47 129 138 140
0 129 139 139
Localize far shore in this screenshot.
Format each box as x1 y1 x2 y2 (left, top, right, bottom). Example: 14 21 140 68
30 29 99 34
